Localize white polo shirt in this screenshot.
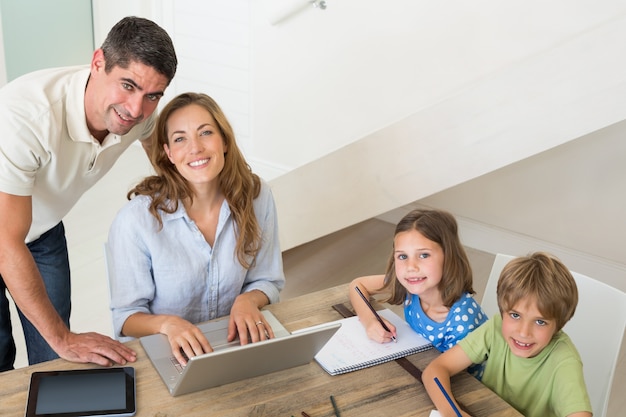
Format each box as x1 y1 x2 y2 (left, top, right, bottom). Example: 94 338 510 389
0 66 156 243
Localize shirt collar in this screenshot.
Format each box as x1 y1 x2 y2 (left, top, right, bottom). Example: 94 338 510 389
161 199 232 224
65 66 122 148
65 67 93 144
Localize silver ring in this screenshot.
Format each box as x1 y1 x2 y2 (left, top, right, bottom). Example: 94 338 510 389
255 321 264 326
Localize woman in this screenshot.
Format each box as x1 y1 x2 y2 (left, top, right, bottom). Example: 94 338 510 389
108 93 285 366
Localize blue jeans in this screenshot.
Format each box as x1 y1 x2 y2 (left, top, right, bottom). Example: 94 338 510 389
0 222 71 371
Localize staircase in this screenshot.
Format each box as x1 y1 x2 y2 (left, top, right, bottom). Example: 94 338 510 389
270 12 626 258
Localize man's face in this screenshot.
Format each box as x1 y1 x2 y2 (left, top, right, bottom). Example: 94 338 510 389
85 49 169 140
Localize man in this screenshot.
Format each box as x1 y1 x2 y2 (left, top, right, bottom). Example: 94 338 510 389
0 16 177 371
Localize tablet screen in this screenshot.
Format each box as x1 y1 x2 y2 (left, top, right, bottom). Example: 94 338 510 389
26 367 136 417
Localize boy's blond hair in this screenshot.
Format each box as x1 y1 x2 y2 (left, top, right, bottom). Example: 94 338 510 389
497 252 578 332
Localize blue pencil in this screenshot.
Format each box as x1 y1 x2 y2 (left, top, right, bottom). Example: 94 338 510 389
434 377 462 417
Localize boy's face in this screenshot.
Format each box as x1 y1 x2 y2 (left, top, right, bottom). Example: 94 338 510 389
501 297 557 358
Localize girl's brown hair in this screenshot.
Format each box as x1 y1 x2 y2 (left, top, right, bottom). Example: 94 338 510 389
128 92 261 268
380 209 474 307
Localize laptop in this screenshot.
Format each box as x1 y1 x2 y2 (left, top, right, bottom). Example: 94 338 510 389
140 310 340 396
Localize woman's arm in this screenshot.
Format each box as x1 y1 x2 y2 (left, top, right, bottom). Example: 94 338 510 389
227 290 272 344
122 312 212 366
239 183 285 303
229 184 283 343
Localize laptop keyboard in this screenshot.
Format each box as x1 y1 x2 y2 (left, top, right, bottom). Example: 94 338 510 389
170 352 189 374
169 339 244 373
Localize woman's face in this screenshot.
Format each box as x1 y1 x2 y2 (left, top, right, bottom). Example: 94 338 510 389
163 104 227 189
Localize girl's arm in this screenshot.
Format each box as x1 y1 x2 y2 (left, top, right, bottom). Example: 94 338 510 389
348 275 397 343
423 345 474 417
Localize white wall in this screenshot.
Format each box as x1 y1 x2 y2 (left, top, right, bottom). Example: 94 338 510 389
381 124 626 292
91 1 626 177
91 0 179 109
250 0 626 175
0 0 92 85
0 10 6 86
169 0 253 155
87 1 626 178
86 0 626 282
248 0 626 292
92 0 170 45
92 0 254 156
7 1 621 288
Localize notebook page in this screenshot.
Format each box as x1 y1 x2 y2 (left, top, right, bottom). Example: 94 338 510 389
314 308 432 375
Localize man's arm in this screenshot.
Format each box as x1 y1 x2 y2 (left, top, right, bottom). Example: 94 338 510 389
0 192 136 366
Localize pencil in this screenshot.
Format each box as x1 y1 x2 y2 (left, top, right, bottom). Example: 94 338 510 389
330 395 341 417
434 377 462 417
355 286 397 342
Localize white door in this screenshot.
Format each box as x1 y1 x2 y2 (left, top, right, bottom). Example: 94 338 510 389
0 0 93 83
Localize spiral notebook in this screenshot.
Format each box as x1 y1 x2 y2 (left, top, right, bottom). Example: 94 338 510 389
314 308 433 375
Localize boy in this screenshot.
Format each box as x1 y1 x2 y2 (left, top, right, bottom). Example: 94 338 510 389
423 252 592 417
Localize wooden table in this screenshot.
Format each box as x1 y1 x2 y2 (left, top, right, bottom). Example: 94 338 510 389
0 284 522 416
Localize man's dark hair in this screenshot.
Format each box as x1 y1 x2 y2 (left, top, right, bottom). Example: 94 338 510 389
100 16 177 84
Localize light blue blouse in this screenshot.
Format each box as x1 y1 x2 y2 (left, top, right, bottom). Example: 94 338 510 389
107 181 285 340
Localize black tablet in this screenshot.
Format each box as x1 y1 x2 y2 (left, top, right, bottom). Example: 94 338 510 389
25 367 136 417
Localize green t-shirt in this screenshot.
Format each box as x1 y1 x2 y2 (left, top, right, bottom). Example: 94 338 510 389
459 314 592 417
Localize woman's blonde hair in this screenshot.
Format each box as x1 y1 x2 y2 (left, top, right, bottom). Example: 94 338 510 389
380 209 474 307
128 92 261 268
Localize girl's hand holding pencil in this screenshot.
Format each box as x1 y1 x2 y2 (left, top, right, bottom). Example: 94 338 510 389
355 286 398 343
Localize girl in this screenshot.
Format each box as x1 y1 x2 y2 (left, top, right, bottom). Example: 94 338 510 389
107 93 285 366
349 209 487 375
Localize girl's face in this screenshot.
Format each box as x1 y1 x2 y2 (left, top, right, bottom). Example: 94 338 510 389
393 229 444 299
163 104 227 189
501 297 557 358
